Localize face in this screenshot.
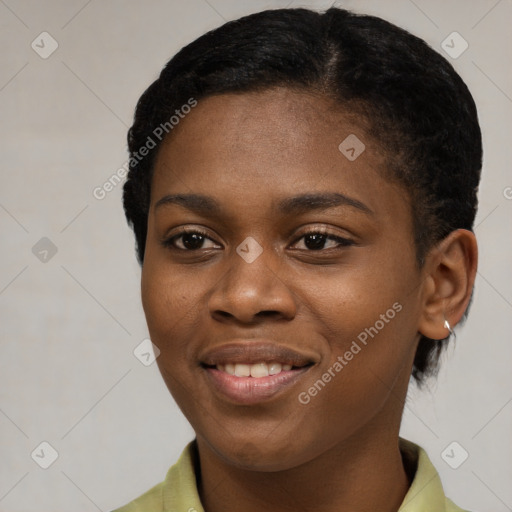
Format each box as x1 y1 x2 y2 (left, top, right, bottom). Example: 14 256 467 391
142 88 425 471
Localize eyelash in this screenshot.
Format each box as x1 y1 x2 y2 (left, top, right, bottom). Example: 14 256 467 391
161 227 354 252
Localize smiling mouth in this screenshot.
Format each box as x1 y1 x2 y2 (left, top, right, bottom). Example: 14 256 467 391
199 341 318 404
209 361 311 378
201 361 314 405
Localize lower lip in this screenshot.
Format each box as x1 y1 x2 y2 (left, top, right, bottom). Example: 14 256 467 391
203 366 312 405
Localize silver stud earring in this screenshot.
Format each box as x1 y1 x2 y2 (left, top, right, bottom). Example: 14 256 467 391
444 319 453 335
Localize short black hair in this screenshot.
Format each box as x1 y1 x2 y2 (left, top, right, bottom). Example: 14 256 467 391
122 7 482 385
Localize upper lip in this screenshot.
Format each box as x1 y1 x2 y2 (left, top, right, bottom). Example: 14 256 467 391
200 341 318 367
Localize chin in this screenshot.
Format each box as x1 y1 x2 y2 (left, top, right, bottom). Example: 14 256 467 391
199 430 320 472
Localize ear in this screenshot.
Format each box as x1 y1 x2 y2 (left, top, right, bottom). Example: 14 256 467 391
418 229 478 340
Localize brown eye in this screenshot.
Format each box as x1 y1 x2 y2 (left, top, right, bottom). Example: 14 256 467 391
162 229 221 251
293 231 354 251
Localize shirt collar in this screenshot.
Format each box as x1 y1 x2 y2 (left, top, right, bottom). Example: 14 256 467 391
397 437 448 511
160 437 458 512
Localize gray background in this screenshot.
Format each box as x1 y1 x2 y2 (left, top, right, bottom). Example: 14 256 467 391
0 0 510 511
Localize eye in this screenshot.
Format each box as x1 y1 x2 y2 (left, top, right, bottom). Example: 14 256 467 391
162 227 354 252
162 228 221 251
291 229 354 251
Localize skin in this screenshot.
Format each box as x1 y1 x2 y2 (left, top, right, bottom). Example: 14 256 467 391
141 88 477 512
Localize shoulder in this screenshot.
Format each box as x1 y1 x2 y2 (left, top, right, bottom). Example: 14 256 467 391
111 480 165 512
446 497 473 512
398 437 471 512
110 441 201 512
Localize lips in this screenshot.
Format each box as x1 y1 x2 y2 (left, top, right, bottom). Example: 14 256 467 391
200 342 316 367
199 341 317 405
216 362 292 378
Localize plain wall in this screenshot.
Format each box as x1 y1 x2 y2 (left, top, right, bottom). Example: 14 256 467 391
1 0 511 511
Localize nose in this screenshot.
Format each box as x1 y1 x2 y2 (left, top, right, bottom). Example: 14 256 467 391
208 245 297 324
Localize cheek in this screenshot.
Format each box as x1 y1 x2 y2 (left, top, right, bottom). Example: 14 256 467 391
141 261 208 415
291 309 416 453
141 257 203 361
293 260 418 414
299 253 415 347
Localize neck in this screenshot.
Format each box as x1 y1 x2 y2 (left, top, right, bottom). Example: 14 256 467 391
196 420 411 512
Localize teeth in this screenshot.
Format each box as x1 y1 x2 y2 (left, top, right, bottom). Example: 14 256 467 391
268 362 282 375
215 362 296 378
234 363 251 377
250 363 269 378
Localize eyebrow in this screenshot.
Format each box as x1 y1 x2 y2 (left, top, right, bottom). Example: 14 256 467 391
154 192 373 216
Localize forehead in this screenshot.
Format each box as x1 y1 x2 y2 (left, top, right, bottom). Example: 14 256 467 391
173 89 362 146
154 89 384 184
148 89 414 254
150 88 408 224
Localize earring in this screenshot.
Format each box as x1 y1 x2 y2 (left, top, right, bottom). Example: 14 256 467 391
443 319 453 335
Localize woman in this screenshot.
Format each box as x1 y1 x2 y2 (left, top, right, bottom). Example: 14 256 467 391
114 6 481 511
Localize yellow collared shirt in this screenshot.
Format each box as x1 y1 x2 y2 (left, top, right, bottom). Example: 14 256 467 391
112 438 468 512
